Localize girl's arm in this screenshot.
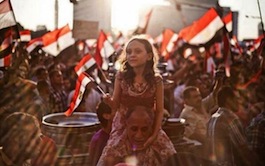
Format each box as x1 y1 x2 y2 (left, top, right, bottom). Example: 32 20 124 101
103 73 121 110
144 77 164 147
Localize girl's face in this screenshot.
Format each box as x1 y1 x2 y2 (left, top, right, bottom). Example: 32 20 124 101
126 40 152 68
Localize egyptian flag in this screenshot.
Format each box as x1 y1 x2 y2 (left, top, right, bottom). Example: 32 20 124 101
0 0 19 67
160 28 178 60
26 37 43 53
133 8 153 35
178 8 224 45
64 73 93 116
222 12 232 33
75 53 97 76
250 34 264 53
113 31 126 50
19 30 31 42
94 30 115 70
42 24 75 56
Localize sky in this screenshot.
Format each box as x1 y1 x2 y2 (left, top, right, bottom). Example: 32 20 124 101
10 0 265 41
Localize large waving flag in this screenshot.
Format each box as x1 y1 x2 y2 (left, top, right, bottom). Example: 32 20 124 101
42 24 75 56
160 28 178 60
0 0 19 67
178 8 224 45
94 30 115 70
64 73 93 116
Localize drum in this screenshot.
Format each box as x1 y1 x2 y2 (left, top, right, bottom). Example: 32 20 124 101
42 112 100 165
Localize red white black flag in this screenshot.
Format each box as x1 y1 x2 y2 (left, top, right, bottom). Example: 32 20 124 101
178 8 224 45
42 24 75 56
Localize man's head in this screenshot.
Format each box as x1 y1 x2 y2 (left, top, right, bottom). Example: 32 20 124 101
183 86 202 109
125 106 154 151
0 112 42 164
49 69 63 87
217 86 239 112
96 101 114 129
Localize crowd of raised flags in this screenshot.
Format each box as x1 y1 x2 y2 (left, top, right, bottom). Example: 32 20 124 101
1 0 264 116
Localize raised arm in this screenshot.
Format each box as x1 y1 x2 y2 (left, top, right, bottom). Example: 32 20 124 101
103 73 121 110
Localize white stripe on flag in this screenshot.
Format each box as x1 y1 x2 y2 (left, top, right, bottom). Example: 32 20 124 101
42 42 60 56
26 40 42 53
100 40 115 70
58 31 75 51
226 21 232 33
0 10 16 30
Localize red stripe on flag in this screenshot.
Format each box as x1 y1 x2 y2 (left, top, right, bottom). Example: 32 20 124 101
64 73 92 116
0 54 11 67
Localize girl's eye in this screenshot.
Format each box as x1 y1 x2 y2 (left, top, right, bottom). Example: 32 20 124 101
126 50 131 54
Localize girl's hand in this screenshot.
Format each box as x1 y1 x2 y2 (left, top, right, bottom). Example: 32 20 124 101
102 93 112 105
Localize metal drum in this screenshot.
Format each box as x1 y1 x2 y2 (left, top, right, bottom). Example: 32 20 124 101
162 118 186 146
42 112 100 166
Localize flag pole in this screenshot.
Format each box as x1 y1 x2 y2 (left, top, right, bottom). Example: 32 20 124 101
86 73 106 96
257 0 265 36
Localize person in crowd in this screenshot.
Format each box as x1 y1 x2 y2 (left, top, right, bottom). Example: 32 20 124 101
98 105 175 166
89 101 114 166
246 85 265 165
98 35 176 165
49 69 68 113
34 66 49 82
207 86 262 166
0 112 57 166
36 80 52 116
179 68 224 142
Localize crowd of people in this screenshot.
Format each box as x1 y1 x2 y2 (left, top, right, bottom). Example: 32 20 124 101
0 27 265 166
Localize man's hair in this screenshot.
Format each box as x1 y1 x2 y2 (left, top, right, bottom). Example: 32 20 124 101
96 101 112 128
183 86 199 100
35 66 47 77
125 105 154 123
217 86 235 107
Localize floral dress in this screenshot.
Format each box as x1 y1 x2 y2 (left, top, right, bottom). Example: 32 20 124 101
97 72 176 165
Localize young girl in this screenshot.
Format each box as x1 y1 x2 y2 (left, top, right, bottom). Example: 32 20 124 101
97 35 176 166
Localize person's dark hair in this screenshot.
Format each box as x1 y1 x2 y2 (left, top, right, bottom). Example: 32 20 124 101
0 112 40 145
183 86 199 100
217 86 235 107
35 66 47 77
49 69 61 79
96 101 112 128
119 36 159 87
125 105 154 123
